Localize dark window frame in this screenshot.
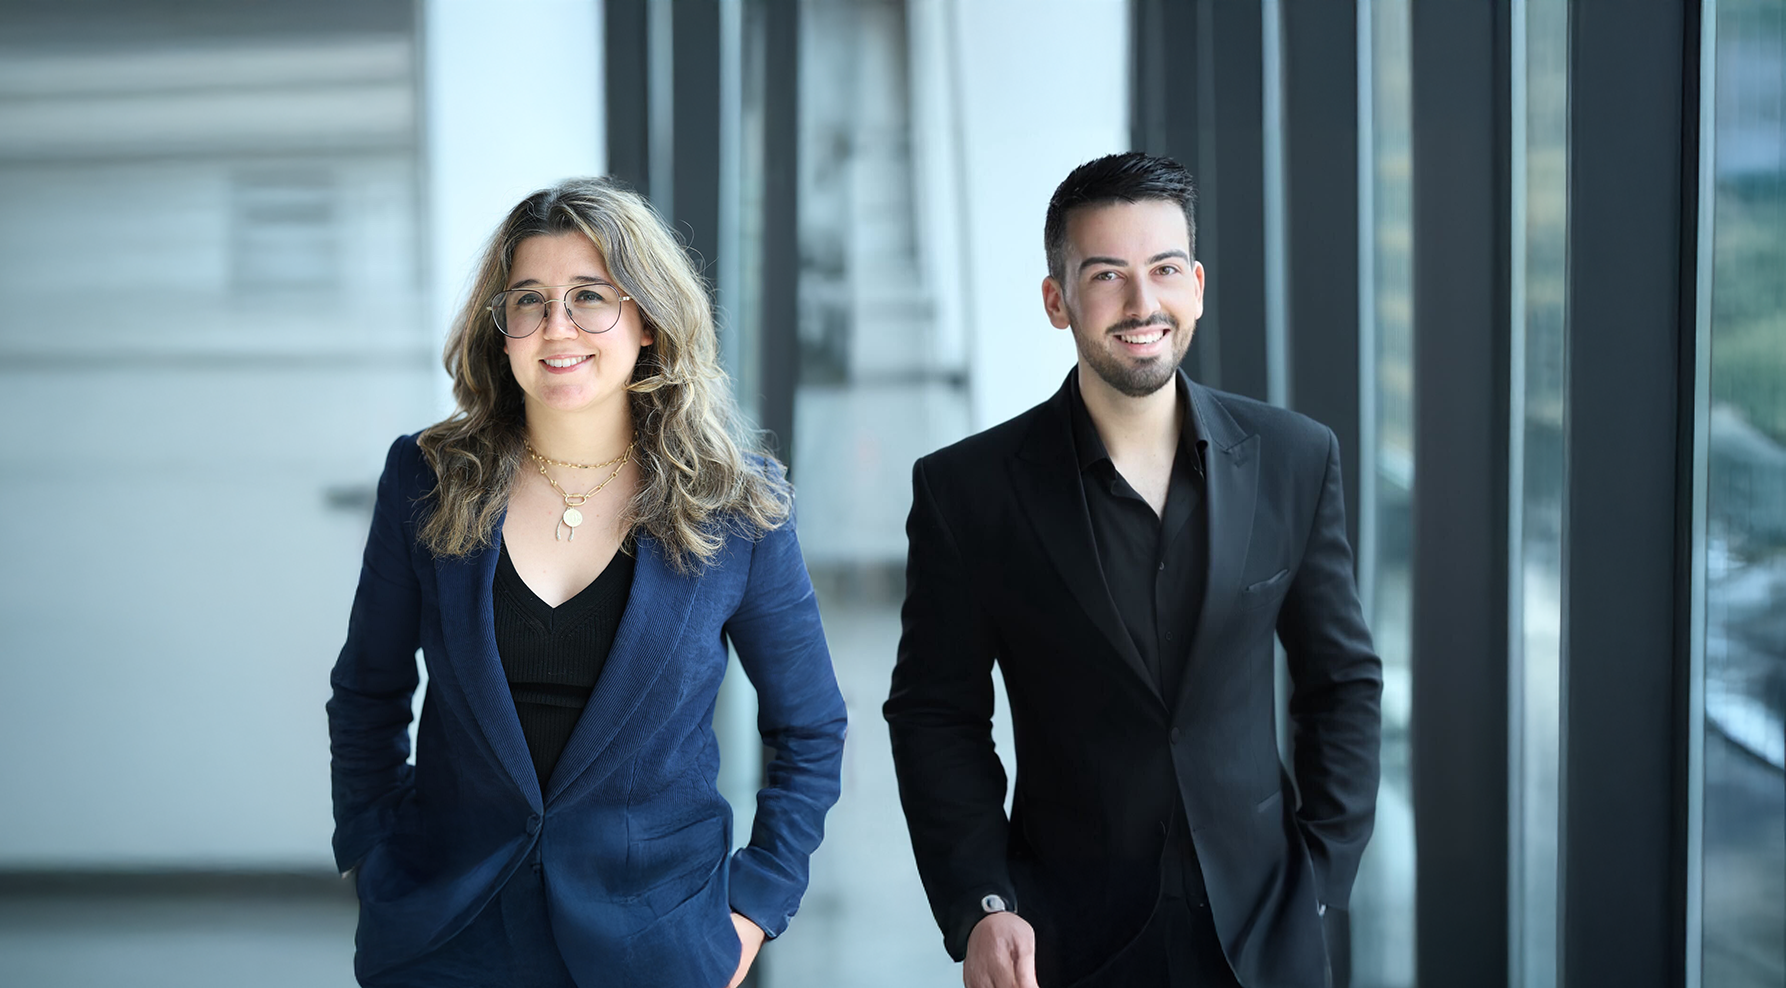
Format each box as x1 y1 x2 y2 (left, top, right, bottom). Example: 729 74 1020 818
1559 3 1702 984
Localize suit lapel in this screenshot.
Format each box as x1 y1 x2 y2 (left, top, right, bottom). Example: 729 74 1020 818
1011 379 1160 704
433 532 542 810
1175 382 1259 717
545 534 700 805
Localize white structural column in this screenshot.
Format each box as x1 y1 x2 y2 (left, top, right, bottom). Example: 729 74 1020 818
423 0 606 399
944 0 1130 430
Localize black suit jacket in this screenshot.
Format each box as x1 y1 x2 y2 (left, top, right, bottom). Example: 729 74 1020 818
885 371 1382 987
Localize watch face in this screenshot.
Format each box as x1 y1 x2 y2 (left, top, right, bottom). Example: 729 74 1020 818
980 894 1008 914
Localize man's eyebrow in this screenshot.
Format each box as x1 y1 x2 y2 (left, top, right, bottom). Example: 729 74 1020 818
1077 255 1128 273
1076 250 1191 274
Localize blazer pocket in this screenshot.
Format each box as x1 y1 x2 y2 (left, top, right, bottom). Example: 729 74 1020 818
1241 568 1291 601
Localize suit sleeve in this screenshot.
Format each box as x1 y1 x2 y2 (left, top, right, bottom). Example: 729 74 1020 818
1277 427 1383 910
325 437 422 874
883 457 1014 961
723 512 849 939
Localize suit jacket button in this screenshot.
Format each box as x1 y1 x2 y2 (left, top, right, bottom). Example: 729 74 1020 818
1169 727 1181 744
526 814 541 834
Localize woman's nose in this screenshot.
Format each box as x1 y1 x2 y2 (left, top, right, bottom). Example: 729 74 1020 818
540 300 580 338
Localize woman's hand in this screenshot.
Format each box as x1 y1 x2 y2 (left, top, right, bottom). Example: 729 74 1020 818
727 911 766 988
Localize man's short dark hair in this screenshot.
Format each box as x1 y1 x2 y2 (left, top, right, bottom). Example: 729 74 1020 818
1044 151 1197 282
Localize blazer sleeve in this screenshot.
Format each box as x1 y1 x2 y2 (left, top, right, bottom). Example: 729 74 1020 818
722 511 849 939
883 457 1015 961
1277 427 1383 910
325 436 423 874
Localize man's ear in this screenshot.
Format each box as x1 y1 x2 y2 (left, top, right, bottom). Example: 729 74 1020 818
1041 276 1072 330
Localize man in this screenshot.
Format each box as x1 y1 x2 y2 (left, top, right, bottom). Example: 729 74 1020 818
885 152 1381 988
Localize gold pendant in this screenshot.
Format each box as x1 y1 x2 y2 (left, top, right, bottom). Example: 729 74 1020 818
556 505 585 542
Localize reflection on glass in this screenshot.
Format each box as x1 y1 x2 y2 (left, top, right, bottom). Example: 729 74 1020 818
1510 1 1567 985
1702 1 1786 984
764 2 973 985
1351 0 1415 984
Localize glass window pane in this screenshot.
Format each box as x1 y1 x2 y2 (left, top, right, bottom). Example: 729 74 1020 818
1510 1 1567 985
1351 0 1415 984
1702 1 1786 984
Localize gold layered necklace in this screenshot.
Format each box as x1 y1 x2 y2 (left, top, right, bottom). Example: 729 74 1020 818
524 438 636 542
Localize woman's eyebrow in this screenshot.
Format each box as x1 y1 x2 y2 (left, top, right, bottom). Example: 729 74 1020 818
504 276 614 289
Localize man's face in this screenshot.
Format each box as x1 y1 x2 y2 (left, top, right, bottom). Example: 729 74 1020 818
1042 199 1204 399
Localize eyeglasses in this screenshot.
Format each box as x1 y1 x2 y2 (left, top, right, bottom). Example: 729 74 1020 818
488 283 632 338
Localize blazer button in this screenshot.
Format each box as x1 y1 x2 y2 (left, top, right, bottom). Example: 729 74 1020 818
526 814 541 834
1169 727 1181 744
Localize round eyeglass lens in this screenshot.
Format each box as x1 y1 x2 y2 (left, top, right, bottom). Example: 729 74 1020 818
490 284 625 338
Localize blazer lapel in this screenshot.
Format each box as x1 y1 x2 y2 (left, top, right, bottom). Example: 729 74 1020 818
433 532 542 810
544 534 701 805
1175 382 1259 717
1010 378 1160 704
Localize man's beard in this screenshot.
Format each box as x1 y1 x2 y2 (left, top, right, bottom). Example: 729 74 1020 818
1071 311 1190 398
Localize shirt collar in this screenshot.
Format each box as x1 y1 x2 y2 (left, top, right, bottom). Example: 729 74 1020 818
1067 369 1207 475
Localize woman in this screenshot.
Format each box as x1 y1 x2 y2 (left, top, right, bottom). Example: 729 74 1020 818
327 177 847 987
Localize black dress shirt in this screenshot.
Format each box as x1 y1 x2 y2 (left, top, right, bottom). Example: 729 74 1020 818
493 542 635 786
1068 374 1209 705
1070 375 1217 913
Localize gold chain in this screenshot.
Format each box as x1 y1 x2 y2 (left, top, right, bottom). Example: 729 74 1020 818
535 439 635 505
532 439 635 542
524 437 635 470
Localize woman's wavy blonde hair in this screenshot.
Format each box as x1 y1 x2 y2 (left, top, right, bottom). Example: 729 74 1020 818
416 177 790 572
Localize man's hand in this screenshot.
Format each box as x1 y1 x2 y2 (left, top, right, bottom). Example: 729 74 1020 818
727 912 766 988
964 911 1039 988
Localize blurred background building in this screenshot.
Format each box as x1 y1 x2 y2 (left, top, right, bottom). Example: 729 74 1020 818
0 1 1778 987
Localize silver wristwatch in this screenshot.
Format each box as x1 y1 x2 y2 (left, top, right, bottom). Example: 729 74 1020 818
980 893 1010 915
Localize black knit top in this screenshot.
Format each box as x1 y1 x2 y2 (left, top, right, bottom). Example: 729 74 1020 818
492 542 636 787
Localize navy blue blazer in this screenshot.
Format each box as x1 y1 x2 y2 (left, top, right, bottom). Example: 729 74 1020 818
328 436 847 986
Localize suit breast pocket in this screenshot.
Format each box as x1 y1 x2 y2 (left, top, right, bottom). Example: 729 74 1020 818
1235 571 1293 614
1240 568 1292 611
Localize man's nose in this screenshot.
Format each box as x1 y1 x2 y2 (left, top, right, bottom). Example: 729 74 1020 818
1125 276 1160 318
540 300 580 339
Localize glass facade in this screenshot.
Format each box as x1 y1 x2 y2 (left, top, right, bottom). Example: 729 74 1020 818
1511 0 1567 984
1352 1 1415 984
1701 1 1786 983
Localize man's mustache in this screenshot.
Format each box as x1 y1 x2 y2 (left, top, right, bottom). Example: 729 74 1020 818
1104 313 1179 335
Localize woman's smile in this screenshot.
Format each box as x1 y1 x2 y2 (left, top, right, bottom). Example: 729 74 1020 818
541 353 594 372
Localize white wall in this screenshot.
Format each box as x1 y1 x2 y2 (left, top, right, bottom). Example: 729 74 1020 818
0 1 605 870
0 36 430 869
947 0 1131 430
423 0 606 410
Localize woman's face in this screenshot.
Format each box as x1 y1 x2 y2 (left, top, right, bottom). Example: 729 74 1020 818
501 232 653 420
